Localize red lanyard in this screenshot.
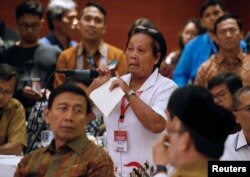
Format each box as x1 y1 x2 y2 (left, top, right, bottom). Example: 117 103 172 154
119 91 142 123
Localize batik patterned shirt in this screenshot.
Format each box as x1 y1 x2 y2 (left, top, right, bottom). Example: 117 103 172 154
15 134 114 177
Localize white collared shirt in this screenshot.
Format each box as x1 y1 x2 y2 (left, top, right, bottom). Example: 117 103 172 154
93 69 177 176
220 130 250 160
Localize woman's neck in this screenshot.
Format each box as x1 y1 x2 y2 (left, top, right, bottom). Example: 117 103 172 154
129 76 147 90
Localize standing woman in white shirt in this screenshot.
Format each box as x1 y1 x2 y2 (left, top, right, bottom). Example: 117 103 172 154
88 25 177 176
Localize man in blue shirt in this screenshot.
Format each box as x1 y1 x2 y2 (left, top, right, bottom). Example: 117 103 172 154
173 0 248 86
40 0 78 51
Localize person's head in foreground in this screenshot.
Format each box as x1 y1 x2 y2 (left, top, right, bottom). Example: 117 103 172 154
166 85 235 168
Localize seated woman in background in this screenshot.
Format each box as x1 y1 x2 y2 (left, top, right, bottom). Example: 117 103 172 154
160 18 205 78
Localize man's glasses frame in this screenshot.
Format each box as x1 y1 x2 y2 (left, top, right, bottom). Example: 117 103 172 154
234 105 250 112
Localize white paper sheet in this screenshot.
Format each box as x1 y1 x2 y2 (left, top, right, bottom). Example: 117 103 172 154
0 155 22 167
90 78 125 117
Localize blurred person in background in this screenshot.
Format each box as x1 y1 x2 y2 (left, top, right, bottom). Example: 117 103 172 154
221 86 250 160
0 64 26 155
40 0 78 51
160 18 205 78
2 1 60 118
195 14 250 87
207 72 242 133
54 2 127 88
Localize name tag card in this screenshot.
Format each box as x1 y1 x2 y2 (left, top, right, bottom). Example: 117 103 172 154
114 130 128 152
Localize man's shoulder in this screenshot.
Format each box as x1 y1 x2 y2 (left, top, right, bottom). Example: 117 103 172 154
6 98 24 110
37 43 60 53
105 43 124 54
186 33 209 48
4 44 20 53
20 148 47 163
225 131 241 144
60 45 77 55
39 37 50 44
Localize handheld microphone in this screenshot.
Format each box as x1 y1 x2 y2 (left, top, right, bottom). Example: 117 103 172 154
56 69 99 78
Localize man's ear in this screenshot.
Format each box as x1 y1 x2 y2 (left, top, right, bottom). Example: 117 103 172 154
180 132 191 151
40 18 45 29
102 24 107 35
233 111 240 123
44 107 50 124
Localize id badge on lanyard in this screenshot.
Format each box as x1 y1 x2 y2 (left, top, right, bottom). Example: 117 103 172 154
113 130 128 152
113 91 142 152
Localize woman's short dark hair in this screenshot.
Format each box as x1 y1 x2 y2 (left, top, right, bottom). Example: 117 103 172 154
126 26 167 70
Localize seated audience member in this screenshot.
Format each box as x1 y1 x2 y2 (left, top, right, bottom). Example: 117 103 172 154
2 1 60 118
208 72 243 111
245 30 250 53
15 83 114 177
0 64 27 155
208 72 242 133
0 19 20 62
173 0 226 86
152 85 235 177
54 2 127 88
25 76 101 154
40 0 78 51
173 0 248 86
220 86 250 160
160 18 204 78
195 14 250 87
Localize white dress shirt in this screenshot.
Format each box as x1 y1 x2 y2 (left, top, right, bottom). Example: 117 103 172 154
220 130 250 160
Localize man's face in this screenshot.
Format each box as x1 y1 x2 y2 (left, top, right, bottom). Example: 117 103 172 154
45 92 89 144
17 13 43 44
0 77 16 108
57 9 78 38
216 19 242 51
234 91 250 131
201 5 224 32
78 6 106 41
210 83 233 111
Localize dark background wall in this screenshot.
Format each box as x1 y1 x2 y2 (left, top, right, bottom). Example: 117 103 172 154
0 0 249 53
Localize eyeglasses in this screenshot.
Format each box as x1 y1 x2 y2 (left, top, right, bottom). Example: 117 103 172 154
213 91 226 102
235 105 250 112
0 88 13 97
19 22 40 31
166 128 184 135
133 25 159 34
